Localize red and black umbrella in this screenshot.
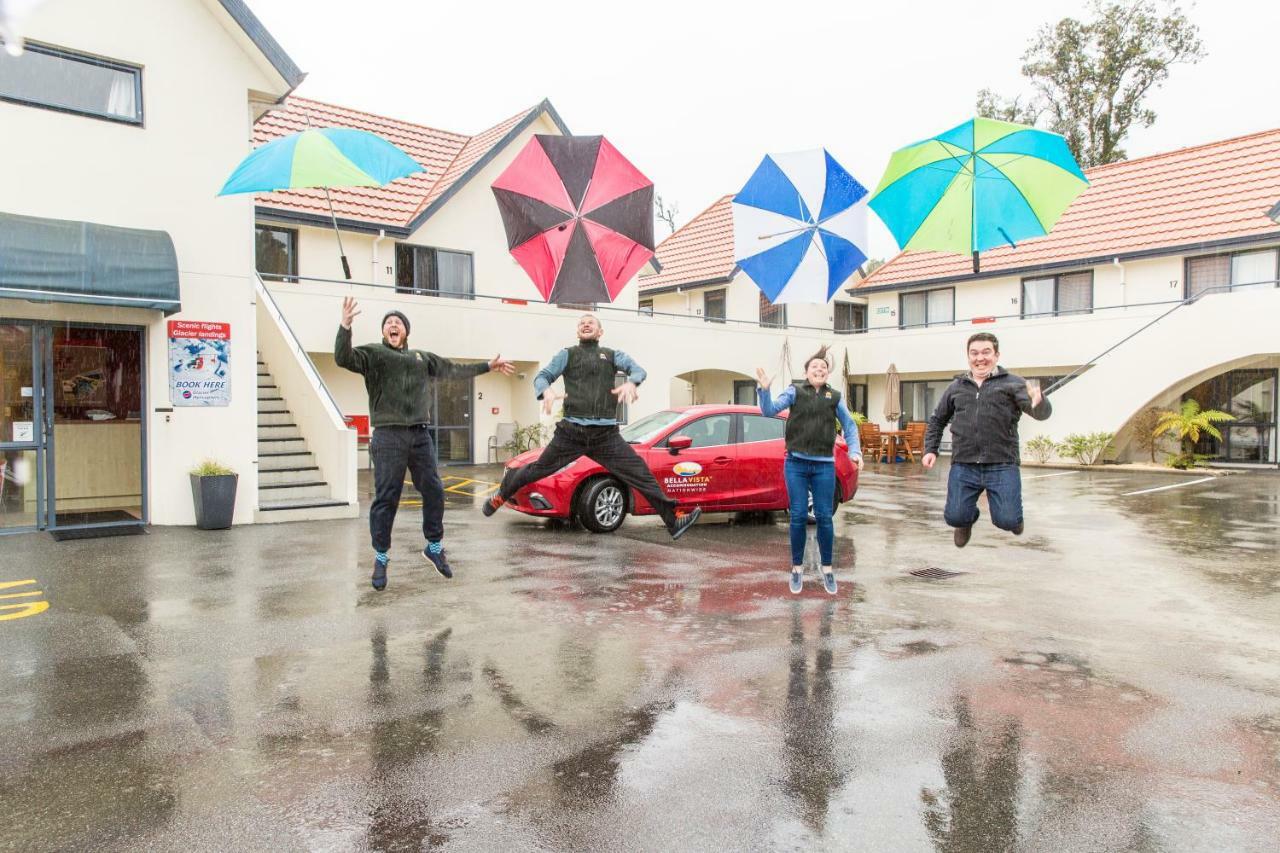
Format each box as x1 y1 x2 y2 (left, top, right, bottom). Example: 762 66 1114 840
492 134 654 304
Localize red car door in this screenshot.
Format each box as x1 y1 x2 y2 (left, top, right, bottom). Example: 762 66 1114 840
734 413 789 509
639 413 738 511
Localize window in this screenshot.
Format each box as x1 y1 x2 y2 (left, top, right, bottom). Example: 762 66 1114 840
846 383 868 418
255 225 298 282
1021 271 1093 318
759 292 787 328
741 414 786 443
834 302 867 334
0 42 142 124
395 244 474 299
899 287 954 328
1184 368 1276 463
704 290 726 323
899 380 952 452
638 299 654 317
1186 249 1279 298
668 414 732 448
613 371 629 425
733 380 756 406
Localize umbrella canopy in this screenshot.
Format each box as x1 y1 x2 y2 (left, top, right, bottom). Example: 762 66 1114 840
732 149 869 304
219 127 424 279
883 363 902 422
869 118 1088 272
492 134 654 304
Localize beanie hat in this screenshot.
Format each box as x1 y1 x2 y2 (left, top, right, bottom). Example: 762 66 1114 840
381 310 411 337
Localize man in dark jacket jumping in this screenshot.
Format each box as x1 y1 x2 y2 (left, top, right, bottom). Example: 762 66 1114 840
336 297 514 590
480 313 701 539
923 332 1052 547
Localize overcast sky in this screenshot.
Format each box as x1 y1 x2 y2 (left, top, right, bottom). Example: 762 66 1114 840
248 0 1276 259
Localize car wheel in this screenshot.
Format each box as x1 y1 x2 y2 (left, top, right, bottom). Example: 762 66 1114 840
577 477 627 533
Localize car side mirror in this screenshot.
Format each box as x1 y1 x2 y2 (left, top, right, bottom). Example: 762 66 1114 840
667 435 693 455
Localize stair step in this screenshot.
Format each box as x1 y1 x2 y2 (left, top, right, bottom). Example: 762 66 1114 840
258 498 349 512
256 390 283 400
259 452 316 470
258 482 330 501
257 411 292 424
260 466 321 486
258 424 301 440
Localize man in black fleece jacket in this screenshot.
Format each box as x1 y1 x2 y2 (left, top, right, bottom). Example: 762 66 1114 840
922 332 1052 548
336 297 513 590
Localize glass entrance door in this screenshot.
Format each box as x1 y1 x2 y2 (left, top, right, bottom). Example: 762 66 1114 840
0 322 42 530
48 325 146 527
431 375 473 464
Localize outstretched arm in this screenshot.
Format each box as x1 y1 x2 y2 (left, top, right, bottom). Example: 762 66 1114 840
835 399 863 464
1015 379 1053 420
427 353 491 380
922 386 956 468
533 349 569 400
759 384 796 418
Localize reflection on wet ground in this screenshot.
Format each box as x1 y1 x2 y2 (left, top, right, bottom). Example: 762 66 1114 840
1 462 1279 850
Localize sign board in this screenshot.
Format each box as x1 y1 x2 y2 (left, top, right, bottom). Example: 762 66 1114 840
12 421 33 442
168 321 230 407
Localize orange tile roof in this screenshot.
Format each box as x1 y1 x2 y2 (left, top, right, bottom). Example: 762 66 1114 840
252 96 549 230
640 195 737 291
860 127 1280 289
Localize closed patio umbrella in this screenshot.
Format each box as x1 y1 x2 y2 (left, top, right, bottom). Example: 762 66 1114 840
884 363 902 422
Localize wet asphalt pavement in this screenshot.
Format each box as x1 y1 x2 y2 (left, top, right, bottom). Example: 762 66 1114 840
2 461 1280 851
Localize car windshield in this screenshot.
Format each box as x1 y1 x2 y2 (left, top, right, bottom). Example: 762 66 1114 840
620 409 685 444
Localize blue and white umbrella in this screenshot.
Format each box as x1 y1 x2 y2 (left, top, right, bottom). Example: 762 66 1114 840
732 149 870 304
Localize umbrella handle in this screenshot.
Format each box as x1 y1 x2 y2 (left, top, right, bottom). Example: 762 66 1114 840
341 255 351 280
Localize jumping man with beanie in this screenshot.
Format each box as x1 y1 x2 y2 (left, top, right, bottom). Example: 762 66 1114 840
336 297 514 590
481 313 701 540
922 332 1052 547
756 345 863 595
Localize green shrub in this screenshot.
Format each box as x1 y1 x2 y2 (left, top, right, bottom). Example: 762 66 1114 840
505 422 552 456
190 459 234 477
1056 432 1114 465
1025 435 1056 464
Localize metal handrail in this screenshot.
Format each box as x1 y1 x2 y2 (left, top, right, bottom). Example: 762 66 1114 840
253 272 345 420
1043 279 1279 395
264 271 1277 339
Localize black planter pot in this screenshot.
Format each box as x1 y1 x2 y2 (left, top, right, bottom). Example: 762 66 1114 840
190 473 238 530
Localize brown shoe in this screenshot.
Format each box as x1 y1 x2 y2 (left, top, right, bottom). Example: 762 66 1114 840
953 526 972 548
1011 522 1024 536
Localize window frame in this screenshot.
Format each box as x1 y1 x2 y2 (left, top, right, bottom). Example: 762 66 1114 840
737 412 787 445
703 289 726 323
1019 271 1094 319
732 379 757 406
1184 247 1280 299
0 41 144 126
846 382 868 418
898 287 955 329
834 301 868 334
657 413 734 449
638 299 654 317
759 291 787 329
394 243 476 299
254 224 299 283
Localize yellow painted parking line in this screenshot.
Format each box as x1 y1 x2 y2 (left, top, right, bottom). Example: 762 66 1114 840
0 579 48 621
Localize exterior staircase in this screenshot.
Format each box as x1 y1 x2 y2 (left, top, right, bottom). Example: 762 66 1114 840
256 354 351 520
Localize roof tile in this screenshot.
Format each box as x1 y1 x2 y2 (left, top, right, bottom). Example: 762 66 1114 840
640 195 737 290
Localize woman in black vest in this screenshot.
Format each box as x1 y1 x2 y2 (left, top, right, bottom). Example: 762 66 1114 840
756 346 863 595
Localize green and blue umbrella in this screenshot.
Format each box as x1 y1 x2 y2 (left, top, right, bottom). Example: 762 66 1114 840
219 128 424 279
869 118 1088 272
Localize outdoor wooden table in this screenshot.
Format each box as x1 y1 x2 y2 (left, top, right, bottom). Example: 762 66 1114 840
881 429 909 462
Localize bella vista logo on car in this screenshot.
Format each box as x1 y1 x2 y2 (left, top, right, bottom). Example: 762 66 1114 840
672 461 703 477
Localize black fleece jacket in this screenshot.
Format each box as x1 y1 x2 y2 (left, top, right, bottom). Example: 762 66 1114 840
924 367 1052 464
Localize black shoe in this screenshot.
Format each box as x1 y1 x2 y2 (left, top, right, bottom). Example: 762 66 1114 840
423 545 452 578
482 494 505 517
953 526 972 548
371 553 389 591
668 506 702 540
1011 521 1024 536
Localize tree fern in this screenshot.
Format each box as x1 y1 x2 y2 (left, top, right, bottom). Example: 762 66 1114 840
1154 400 1234 466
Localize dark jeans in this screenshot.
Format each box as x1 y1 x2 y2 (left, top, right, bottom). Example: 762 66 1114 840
784 455 835 566
499 421 679 527
944 462 1023 531
369 425 444 552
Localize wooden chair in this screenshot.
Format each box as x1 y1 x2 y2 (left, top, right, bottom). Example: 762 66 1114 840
903 421 927 462
859 423 882 462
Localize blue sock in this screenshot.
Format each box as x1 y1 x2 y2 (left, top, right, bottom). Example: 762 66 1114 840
375 550 389 564
427 541 443 554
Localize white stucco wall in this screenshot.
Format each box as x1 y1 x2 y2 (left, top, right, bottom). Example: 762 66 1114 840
2 0 292 525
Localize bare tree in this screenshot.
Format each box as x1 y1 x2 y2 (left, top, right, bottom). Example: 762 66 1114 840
977 1 1204 167
655 193 679 235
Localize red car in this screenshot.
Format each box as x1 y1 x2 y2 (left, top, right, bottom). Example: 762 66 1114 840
501 404 859 533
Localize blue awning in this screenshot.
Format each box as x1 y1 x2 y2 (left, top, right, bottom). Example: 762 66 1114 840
0 211 180 313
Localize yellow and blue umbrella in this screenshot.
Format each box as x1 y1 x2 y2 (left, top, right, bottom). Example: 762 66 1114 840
219 128 424 279
869 118 1088 272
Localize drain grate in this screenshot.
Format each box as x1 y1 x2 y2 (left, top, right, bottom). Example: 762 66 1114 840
909 567 966 580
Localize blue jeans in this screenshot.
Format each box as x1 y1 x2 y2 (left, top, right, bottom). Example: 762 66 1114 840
784 456 835 566
944 462 1023 531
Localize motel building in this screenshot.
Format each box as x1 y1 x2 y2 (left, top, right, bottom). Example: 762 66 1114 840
5 1 1278 541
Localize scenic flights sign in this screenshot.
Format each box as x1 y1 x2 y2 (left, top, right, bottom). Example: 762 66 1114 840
168 320 230 407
